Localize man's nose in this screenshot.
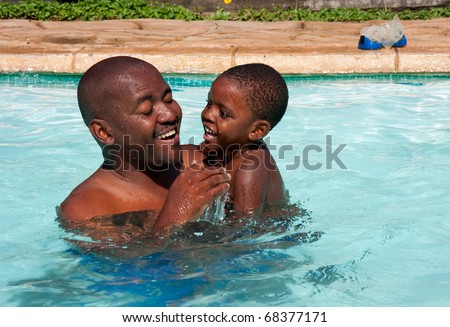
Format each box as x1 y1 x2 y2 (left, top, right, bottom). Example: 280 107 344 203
156 103 178 124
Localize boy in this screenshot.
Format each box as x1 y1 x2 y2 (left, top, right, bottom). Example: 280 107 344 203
198 63 289 218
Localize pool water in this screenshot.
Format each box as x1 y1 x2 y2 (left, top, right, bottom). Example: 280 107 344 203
0 73 449 306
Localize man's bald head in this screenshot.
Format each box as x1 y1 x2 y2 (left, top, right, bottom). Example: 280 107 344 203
77 56 160 126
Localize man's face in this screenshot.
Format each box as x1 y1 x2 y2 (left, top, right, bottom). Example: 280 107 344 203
108 65 183 172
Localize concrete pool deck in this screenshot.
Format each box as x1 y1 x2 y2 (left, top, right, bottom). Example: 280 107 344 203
0 18 449 74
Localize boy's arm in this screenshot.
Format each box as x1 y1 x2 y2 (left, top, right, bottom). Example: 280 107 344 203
232 151 270 217
152 161 230 234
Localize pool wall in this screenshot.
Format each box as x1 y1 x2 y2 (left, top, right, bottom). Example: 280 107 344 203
2 0 447 10
0 18 449 74
164 0 450 11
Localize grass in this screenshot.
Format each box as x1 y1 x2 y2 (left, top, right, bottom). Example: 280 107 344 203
0 0 449 21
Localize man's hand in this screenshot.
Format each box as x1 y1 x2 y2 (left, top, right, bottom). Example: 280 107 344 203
152 161 230 234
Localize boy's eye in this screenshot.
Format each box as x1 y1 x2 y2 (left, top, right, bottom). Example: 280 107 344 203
219 110 231 119
205 99 212 108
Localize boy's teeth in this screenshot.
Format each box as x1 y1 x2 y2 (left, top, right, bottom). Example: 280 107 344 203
157 129 176 140
205 126 216 135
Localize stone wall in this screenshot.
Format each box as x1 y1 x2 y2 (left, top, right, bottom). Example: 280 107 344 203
163 0 449 11
0 0 448 10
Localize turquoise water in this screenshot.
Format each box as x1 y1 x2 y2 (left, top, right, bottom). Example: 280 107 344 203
0 73 449 306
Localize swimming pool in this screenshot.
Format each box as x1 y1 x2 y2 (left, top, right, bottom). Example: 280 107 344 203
0 73 449 307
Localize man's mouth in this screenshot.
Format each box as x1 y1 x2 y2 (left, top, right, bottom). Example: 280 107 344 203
155 128 177 140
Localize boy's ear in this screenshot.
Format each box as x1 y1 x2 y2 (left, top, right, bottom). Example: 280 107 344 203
89 119 115 145
248 120 271 141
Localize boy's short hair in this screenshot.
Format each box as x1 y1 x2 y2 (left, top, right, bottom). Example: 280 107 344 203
221 63 288 129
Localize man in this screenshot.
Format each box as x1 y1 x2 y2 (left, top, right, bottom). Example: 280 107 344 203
58 56 230 235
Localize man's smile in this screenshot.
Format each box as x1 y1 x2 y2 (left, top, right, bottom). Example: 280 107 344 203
155 128 177 140
154 119 180 142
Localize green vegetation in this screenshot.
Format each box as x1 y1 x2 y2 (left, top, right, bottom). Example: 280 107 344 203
0 0 449 21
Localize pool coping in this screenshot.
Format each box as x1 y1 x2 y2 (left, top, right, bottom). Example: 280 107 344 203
0 18 449 74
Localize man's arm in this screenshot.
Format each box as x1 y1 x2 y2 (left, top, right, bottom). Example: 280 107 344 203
58 162 230 237
151 161 230 235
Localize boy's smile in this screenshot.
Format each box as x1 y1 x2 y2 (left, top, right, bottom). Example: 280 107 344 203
201 75 254 153
203 124 218 140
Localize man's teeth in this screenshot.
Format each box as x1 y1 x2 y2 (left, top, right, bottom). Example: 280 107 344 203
156 129 176 140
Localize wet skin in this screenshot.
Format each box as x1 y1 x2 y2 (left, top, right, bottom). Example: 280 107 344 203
59 57 230 235
199 75 287 217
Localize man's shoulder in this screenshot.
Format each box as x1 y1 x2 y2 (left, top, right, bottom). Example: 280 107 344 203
58 171 112 223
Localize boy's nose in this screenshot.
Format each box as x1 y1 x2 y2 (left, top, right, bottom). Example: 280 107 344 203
201 105 215 123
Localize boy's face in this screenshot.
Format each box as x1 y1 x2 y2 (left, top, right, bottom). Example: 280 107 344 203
201 75 254 153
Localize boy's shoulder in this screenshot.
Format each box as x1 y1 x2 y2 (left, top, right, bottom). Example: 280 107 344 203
241 143 278 167
229 143 279 176
231 143 287 210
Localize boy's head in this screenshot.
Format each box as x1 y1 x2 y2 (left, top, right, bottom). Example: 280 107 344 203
220 63 289 130
202 63 288 151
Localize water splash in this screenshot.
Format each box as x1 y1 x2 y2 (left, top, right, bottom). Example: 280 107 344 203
199 193 228 224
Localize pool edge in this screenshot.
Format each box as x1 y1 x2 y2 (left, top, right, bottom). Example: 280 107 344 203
0 18 449 75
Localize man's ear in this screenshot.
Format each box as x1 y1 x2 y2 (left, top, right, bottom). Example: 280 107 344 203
89 119 115 145
248 120 271 142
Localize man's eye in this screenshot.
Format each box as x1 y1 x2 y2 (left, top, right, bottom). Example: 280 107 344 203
205 99 212 108
143 109 153 116
164 93 173 103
